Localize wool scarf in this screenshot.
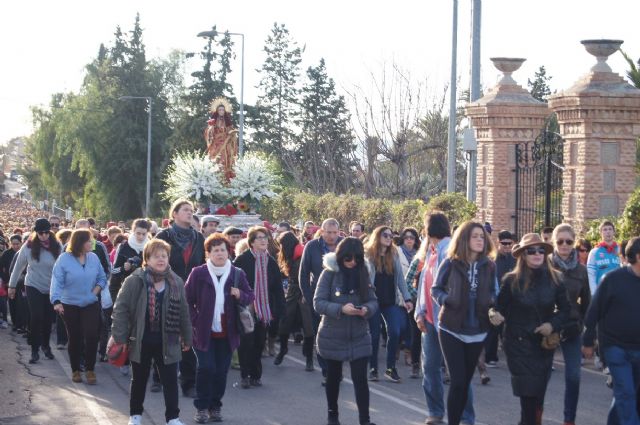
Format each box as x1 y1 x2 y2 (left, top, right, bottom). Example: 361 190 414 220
145 265 181 343
552 249 578 272
127 233 147 254
170 223 195 251
422 244 438 324
206 259 231 332
400 245 417 263
252 249 272 324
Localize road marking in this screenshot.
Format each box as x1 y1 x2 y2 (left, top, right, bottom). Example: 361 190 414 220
54 350 114 425
284 353 491 425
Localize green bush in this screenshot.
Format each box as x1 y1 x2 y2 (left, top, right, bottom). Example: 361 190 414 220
619 187 640 241
424 192 478 227
260 191 478 232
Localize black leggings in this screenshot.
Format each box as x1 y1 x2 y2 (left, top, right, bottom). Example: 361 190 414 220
62 302 100 372
26 286 53 352
520 396 543 425
326 357 370 424
439 330 484 425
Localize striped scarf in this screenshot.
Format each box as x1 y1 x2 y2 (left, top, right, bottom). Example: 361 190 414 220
252 249 272 324
145 266 182 343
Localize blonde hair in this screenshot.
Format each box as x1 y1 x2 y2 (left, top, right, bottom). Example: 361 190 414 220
447 221 494 264
364 226 396 273
235 238 250 256
552 223 576 245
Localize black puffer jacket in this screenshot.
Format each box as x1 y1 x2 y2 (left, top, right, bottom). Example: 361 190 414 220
497 267 570 398
314 253 378 362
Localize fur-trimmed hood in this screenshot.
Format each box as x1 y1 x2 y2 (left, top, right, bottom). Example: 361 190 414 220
323 252 339 272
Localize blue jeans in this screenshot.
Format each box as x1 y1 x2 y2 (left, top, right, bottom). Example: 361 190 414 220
421 322 475 423
369 305 407 370
194 337 232 411
560 335 582 422
603 345 640 425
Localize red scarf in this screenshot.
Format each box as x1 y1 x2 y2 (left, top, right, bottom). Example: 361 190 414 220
422 244 438 325
597 241 618 254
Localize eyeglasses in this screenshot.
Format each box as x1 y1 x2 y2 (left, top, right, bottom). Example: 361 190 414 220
381 232 393 239
525 247 547 255
555 239 574 246
499 241 513 246
254 235 268 241
50 223 60 228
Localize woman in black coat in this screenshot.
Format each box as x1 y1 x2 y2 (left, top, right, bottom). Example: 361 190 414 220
490 233 570 425
233 225 285 388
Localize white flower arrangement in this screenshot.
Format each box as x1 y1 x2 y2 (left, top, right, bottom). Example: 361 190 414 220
163 151 228 202
227 153 277 203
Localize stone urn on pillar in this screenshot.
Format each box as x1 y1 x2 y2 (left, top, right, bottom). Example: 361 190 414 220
580 39 623 73
490 57 526 85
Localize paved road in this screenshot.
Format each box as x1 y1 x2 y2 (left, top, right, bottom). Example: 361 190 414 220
0 329 612 425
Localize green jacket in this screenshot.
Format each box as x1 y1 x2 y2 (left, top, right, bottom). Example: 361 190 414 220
111 268 192 364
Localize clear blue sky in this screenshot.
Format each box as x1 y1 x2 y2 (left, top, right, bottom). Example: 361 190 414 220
1 0 638 144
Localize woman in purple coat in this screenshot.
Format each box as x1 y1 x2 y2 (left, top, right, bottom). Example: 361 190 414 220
185 233 254 424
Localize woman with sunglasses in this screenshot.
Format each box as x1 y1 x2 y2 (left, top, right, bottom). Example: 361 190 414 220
315 237 378 425
431 221 497 425
551 224 591 425
8 218 62 364
364 226 412 382
574 238 592 266
233 226 285 389
396 227 422 377
489 233 570 425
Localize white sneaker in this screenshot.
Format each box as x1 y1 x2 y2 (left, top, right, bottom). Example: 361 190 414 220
166 419 185 425
0 321 8 329
120 365 130 376
128 415 142 425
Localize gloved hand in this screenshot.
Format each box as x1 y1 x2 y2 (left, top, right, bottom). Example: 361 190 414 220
488 308 505 326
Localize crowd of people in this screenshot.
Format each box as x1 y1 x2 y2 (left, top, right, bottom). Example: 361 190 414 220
0 195 638 425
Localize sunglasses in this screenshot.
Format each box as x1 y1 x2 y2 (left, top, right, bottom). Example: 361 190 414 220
499 241 513 246
381 232 393 239
578 248 588 253
403 235 415 240
343 255 356 263
555 239 574 246
37 231 49 236
525 247 547 255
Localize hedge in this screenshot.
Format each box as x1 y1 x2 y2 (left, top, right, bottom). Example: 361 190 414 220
260 190 477 232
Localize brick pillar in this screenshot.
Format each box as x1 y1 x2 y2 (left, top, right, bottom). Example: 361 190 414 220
466 58 549 234
549 40 640 232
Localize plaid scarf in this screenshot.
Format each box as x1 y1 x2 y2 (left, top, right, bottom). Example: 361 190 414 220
145 266 182 343
252 249 272 324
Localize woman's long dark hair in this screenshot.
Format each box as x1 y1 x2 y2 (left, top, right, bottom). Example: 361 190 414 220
29 231 60 261
336 237 370 303
277 231 299 277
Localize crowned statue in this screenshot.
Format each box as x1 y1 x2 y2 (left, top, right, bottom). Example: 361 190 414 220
205 97 238 182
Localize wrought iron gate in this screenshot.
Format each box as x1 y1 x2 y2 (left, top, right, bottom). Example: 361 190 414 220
514 121 564 238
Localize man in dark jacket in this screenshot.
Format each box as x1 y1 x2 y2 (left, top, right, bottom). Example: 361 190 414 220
299 218 343 379
485 230 516 366
583 237 640 425
155 199 205 398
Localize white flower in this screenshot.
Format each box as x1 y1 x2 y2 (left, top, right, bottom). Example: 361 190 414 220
228 153 277 202
163 151 228 202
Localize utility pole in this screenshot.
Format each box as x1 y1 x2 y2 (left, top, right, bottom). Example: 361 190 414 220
446 0 459 192
467 0 481 201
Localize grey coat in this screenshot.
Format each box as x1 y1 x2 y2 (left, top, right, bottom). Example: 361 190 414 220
365 253 411 308
314 253 378 362
111 268 192 365
9 242 60 294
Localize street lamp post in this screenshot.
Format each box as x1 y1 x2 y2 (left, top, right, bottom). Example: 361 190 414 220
197 30 245 157
119 96 152 217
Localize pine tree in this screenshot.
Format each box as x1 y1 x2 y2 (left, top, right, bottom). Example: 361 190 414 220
252 23 303 155
528 65 552 102
293 59 356 193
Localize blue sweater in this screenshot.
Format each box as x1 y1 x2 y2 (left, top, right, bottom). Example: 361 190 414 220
50 252 108 307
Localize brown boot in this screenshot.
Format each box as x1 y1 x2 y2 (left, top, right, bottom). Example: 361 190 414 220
71 371 82 383
86 370 97 385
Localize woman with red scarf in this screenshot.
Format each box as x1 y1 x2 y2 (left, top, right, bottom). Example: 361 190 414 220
273 231 315 370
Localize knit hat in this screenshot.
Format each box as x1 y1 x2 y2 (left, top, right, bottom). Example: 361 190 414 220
34 218 51 233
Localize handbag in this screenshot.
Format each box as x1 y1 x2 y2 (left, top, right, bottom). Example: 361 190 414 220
541 332 561 350
233 269 254 335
